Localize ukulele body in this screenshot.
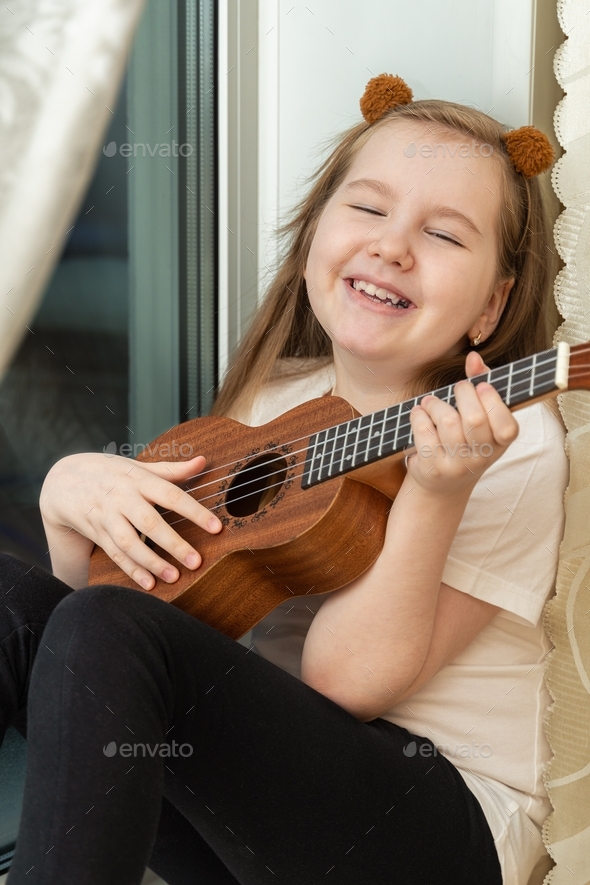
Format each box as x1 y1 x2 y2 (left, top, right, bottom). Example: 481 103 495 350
88 396 404 639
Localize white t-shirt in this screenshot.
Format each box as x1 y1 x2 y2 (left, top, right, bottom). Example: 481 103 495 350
234 361 569 885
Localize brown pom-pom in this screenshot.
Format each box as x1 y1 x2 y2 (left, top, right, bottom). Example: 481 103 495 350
360 73 413 124
502 126 555 178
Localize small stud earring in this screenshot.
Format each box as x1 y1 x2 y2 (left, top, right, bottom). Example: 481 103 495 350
472 332 482 346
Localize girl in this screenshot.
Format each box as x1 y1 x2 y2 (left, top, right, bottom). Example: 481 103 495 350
1 75 567 885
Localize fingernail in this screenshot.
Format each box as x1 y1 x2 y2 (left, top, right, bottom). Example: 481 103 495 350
185 553 200 569
162 567 177 582
141 577 153 590
207 517 222 532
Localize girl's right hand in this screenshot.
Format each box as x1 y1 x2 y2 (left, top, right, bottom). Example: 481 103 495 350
39 452 222 590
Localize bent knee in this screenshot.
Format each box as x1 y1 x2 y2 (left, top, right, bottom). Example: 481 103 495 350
53 583 135 617
0 552 40 590
43 584 171 676
0 554 72 624
49 583 157 635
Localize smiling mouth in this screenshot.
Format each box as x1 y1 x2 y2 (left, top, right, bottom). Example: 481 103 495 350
348 279 413 309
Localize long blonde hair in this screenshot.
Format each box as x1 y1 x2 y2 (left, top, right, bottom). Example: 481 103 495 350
211 100 558 421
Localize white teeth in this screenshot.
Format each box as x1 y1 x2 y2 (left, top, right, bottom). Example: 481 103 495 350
376 286 393 300
353 279 404 305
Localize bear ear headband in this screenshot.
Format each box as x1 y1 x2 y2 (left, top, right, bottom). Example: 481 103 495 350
360 73 555 178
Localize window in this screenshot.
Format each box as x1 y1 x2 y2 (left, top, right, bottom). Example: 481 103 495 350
0 0 217 873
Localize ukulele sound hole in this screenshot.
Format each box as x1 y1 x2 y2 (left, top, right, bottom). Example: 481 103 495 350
225 454 288 517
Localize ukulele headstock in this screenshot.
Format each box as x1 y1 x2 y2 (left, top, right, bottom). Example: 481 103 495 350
566 343 590 392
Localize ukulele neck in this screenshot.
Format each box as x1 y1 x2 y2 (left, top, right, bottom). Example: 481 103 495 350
302 342 570 489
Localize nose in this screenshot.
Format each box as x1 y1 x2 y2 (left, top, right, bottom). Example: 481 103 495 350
367 218 414 271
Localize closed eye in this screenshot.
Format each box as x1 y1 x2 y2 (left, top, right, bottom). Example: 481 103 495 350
351 206 464 245
350 206 463 246
429 231 463 246
350 204 387 217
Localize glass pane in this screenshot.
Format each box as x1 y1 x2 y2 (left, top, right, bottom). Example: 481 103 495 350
0 81 129 570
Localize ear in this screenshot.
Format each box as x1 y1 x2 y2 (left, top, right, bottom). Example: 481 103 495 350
467 277 515 344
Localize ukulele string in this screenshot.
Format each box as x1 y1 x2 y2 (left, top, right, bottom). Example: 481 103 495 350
155 351 589 532
166 359 564 521
173 345 572 492
175 353 562 503
160 359 563 526
176 357 560 508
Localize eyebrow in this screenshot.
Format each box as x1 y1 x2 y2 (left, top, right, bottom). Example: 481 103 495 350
343 178 397 201
342 178 483 237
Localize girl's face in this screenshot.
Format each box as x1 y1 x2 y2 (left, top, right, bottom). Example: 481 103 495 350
304 121 513 390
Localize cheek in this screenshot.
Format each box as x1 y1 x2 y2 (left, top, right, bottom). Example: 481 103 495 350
428 263 486 316
306 287 320 316
306 229 322 264
306 287 331 333
307 211 341 266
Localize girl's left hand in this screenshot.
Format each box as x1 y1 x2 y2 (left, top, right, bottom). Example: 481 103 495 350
405 350 519 496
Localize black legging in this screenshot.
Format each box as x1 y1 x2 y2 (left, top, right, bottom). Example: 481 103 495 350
0 553 503 884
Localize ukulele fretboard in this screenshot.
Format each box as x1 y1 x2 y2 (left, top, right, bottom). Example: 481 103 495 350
301 347 559 488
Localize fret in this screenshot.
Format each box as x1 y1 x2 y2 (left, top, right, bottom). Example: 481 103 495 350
488 366 505 402
342 417 360 468
378 405 397 455
319 425 338 481
334 421 349 475
522 361 555 387
505 362 514 405
399 421 413 451
354 413 373 466
426 383 453 407
309 429 321 485
393 407 412 452
411 395 420 444
504 353 555 406
302 347 562 488
406 398 419 447
351 417 362 467
391 404 403 453
464 370 488 390
305 429 323 486
313 429 328 484
370 409 386 459
508 355 535 403
364 411 376 462
302 436 314 488
324 425 339 479
528 353 536 397
531 353 559 397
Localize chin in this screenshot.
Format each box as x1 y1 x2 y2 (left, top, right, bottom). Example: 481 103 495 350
334 338 395 363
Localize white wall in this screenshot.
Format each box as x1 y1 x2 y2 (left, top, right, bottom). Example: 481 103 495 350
257 0 535 292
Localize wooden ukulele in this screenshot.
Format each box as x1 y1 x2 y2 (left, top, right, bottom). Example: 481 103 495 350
88 341 581 639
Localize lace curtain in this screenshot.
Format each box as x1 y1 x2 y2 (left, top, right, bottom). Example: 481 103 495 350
543 0 590 882
0 0 146 379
